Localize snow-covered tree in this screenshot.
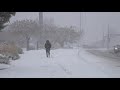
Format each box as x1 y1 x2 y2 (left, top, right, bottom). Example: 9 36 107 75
6 18 84 49
7 19 39 51
0 12 16 31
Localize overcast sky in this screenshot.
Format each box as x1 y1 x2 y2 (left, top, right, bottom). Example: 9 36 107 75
10 12 120 44
10 12 80 28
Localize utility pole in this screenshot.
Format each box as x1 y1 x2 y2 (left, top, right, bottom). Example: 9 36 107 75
103 29 105 48
36 12 43 50
80 12 82 31
107 24 110 49
79 12 82 47
39 12 43 27
78 12 82 55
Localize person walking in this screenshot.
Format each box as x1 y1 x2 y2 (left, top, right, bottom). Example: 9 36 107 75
44 40 51 58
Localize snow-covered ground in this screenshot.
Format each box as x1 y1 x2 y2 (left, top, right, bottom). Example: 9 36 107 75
0 48 120 78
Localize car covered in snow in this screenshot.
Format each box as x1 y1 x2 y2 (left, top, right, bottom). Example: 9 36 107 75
114 45 120 54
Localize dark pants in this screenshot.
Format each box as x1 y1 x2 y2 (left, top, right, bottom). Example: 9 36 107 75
46 49 50 58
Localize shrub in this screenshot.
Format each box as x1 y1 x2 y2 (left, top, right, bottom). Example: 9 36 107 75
0 54 10 64
16 47 23 54
0 41 21 60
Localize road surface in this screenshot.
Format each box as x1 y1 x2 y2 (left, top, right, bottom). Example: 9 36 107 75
0 48 120 78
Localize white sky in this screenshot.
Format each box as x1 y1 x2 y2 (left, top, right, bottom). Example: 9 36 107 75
10 12 120 45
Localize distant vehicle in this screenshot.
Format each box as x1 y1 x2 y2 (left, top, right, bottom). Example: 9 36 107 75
114 45 120 54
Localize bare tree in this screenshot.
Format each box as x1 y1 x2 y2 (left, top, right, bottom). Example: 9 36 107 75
6 18 84 50
7 19 39 51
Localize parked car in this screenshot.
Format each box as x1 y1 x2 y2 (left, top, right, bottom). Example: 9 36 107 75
114 45 120 54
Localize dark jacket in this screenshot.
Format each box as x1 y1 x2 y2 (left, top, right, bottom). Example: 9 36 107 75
45 41 51 49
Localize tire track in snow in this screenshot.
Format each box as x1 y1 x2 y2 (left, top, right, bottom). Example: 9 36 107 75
0 68 8 70
57 63 72 76
50 54 72 77
77 50 111 77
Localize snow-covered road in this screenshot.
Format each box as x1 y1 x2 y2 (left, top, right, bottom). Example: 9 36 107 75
0 48 120 78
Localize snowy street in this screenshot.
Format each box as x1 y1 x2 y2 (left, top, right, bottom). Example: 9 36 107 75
0 48 120 78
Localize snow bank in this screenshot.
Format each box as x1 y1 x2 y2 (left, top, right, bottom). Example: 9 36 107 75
0 64 10 70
